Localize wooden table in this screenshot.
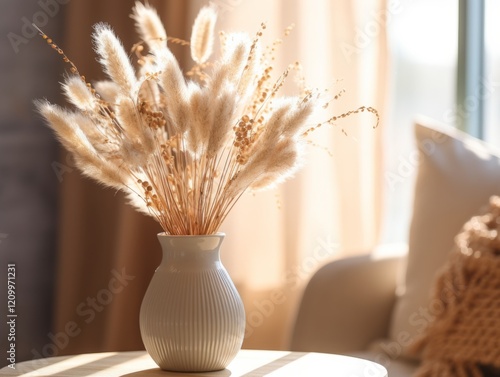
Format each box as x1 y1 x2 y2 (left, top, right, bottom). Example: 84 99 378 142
0 349 387 376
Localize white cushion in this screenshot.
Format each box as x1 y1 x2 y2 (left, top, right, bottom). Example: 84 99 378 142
388 117 500 358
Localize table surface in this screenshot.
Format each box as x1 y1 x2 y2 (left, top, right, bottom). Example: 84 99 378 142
0 349 388 377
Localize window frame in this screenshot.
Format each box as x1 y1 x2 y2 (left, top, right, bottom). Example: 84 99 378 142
457 0 485 138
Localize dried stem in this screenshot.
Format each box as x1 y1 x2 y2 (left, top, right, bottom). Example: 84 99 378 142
36 3 379 235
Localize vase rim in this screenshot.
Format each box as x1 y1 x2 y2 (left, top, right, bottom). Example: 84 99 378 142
157 232 225 238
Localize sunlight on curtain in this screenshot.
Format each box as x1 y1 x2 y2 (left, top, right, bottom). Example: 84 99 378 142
187 0 387 349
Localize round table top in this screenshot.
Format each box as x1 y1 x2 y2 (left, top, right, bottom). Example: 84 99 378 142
0 349 387 376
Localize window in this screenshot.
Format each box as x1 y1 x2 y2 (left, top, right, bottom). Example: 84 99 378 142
381 0 458 243
484 0 500 147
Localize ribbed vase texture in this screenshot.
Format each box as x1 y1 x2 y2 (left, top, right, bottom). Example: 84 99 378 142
139 233 246 372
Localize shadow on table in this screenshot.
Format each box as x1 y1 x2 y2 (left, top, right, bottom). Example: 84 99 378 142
121 368 232 377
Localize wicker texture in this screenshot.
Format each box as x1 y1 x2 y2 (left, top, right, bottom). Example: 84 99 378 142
413 196 500 377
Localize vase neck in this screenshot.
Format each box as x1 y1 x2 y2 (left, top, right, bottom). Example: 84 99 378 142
157 234 224 267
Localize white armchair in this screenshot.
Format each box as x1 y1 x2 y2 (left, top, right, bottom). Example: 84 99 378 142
291 254 402 354
290 253 419 376
290 117 500 377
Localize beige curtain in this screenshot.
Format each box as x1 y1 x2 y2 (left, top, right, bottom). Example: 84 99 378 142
213 0 387 349
53 0 387 355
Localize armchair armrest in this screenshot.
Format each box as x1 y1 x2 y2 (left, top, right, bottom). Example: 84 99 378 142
290 249 405 354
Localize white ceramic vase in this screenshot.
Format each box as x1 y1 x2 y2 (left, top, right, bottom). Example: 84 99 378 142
139 233 246 372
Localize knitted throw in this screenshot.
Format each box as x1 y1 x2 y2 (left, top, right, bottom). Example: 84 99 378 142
412 196 500 377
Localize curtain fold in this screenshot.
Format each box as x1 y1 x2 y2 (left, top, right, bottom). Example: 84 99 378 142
53 0 387 355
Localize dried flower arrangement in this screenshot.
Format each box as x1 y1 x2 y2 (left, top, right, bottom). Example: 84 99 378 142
36 2 378 235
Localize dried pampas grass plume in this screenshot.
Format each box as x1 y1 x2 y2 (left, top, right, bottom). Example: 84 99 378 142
62 75 97 112
131 1 167 53
94 80 120 103
190 5 217 64
36 101 126 189
93 23 138 96
35 2 379 235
